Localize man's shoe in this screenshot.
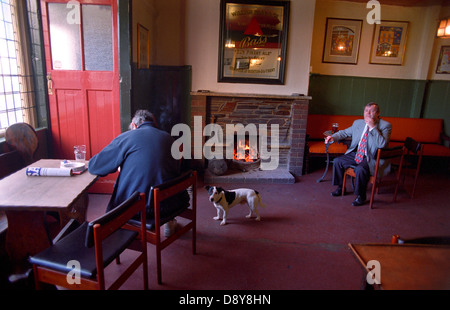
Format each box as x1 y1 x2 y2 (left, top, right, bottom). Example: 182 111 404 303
352 195 366 206
331 187 345 197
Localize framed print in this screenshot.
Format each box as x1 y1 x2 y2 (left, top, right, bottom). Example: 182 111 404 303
436 46 450 74
370 21 408 65
218 0 290 84
137 24 149 69
322 18 362 64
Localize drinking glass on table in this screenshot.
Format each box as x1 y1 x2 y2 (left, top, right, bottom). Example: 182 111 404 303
74 145 86 162
332 123 339 133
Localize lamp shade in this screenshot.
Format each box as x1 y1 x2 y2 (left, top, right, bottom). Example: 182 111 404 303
437 17 450 38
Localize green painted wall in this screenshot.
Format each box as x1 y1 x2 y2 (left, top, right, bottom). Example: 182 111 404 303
308 74 450 140
422 80 450 142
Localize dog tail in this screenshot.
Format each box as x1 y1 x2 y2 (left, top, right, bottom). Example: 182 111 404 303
255 191 266 208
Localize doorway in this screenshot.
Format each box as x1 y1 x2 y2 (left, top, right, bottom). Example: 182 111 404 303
40 0 120 193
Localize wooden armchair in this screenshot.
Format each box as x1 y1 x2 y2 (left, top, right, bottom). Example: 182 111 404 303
402 137 424 198
5 123 39 165
342 146 405 209
125 170 197 284
30 192 148 290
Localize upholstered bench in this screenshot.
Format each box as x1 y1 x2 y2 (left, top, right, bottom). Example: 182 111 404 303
383 117 450 158
305 115 357 173
305 114 450 174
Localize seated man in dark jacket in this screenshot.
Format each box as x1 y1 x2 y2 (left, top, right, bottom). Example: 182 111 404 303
89 110 189 219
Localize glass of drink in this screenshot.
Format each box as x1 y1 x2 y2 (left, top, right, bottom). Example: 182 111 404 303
74 145 86 162
332 123 339 133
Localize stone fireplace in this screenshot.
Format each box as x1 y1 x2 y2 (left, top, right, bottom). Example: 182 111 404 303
190 92 310 184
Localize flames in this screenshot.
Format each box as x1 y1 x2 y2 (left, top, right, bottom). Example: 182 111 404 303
234 139 259 162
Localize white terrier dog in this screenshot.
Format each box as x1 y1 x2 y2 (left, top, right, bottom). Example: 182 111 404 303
205 186 266 225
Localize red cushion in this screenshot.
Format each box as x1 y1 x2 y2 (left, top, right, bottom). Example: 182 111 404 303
308 141 347 154
383 117 443 144
307 115 358 140
422 144 450 157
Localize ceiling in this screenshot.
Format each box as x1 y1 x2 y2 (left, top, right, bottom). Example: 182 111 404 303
333 0 450 7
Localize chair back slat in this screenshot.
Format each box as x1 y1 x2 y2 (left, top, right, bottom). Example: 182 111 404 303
154 172 195 202
86 192 143 247
378 146 404 159
405 137 421 154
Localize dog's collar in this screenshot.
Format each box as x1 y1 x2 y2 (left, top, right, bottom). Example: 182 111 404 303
216 196 223 203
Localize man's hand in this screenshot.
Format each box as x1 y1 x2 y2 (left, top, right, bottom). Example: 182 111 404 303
325 136 334 144
364 104 380 129
365 115 376 129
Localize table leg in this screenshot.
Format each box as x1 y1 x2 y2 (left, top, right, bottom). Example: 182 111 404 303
316 143 330 183
58 191 89 228
5 210 51 275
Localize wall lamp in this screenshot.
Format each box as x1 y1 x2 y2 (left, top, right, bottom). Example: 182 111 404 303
437 17 450 38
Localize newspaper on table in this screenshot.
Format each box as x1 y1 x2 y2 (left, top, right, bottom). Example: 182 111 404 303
26 167 73 177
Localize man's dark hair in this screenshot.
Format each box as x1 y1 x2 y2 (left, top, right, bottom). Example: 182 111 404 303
131 110 156 127
365 102 380 113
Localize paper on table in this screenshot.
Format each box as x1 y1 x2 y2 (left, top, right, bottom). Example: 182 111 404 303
26 167 73 177
60 160 86 173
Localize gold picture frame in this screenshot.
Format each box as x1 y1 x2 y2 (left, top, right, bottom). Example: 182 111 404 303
436 45 450 74
322 18 363 65
370 21 408 65
137 23 149 69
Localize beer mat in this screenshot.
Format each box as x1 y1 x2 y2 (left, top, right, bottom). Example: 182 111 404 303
60 160 86 172
72 167 88 175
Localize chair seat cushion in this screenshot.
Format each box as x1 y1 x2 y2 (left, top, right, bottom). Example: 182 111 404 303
389 142 450 157
422 144 450 157
29 222 138 279
308 141 347 154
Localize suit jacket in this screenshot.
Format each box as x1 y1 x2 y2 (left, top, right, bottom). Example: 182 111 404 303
332 118 392 177
88 122 182 212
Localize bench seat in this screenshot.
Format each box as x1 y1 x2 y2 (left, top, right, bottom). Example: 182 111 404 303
305 114 449 173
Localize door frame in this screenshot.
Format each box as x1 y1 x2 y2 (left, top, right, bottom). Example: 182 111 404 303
40 0 124 193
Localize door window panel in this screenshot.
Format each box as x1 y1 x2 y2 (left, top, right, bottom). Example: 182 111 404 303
82 5 113 71
48 2 81 70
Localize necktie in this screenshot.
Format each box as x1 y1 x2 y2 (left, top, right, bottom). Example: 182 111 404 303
355 128 369 164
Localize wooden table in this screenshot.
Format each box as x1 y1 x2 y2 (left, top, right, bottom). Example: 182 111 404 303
0 159 98 274
349 243 450 290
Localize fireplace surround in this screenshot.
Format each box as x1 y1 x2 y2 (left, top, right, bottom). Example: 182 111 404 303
190 92 310 183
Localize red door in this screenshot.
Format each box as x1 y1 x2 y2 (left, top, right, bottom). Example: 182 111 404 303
41 0 120 193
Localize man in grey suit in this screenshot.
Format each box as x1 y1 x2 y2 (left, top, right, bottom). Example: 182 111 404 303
325 102 392 206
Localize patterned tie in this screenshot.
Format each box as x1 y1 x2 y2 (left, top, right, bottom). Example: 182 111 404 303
355 128 369 164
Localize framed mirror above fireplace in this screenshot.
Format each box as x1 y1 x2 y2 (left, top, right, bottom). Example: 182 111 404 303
217 0 290 85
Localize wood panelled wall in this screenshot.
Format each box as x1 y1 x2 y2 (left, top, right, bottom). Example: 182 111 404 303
308 74 450 141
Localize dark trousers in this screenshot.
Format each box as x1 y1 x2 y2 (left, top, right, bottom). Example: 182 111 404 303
333 151 370 198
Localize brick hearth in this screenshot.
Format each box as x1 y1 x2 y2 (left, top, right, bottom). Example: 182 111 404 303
190 92 310 183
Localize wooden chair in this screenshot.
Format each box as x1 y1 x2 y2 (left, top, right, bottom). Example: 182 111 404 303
342 146 405 209
29 192 148 290
124 170 197 284
402 137 424 198
5 123 39 165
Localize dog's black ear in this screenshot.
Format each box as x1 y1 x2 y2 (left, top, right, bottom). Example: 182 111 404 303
216 187 225 193
204 185 211 191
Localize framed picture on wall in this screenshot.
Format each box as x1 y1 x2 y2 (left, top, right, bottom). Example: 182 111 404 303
370 21 409 65
436 46 450 74
137 23 149 69
217 0 290 84
322 18 363 65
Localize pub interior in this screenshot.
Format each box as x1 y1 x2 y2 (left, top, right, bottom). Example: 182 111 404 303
0 0 449 293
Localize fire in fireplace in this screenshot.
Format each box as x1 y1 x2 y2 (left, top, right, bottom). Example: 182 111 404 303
234 138 258 162
233 135 260 171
